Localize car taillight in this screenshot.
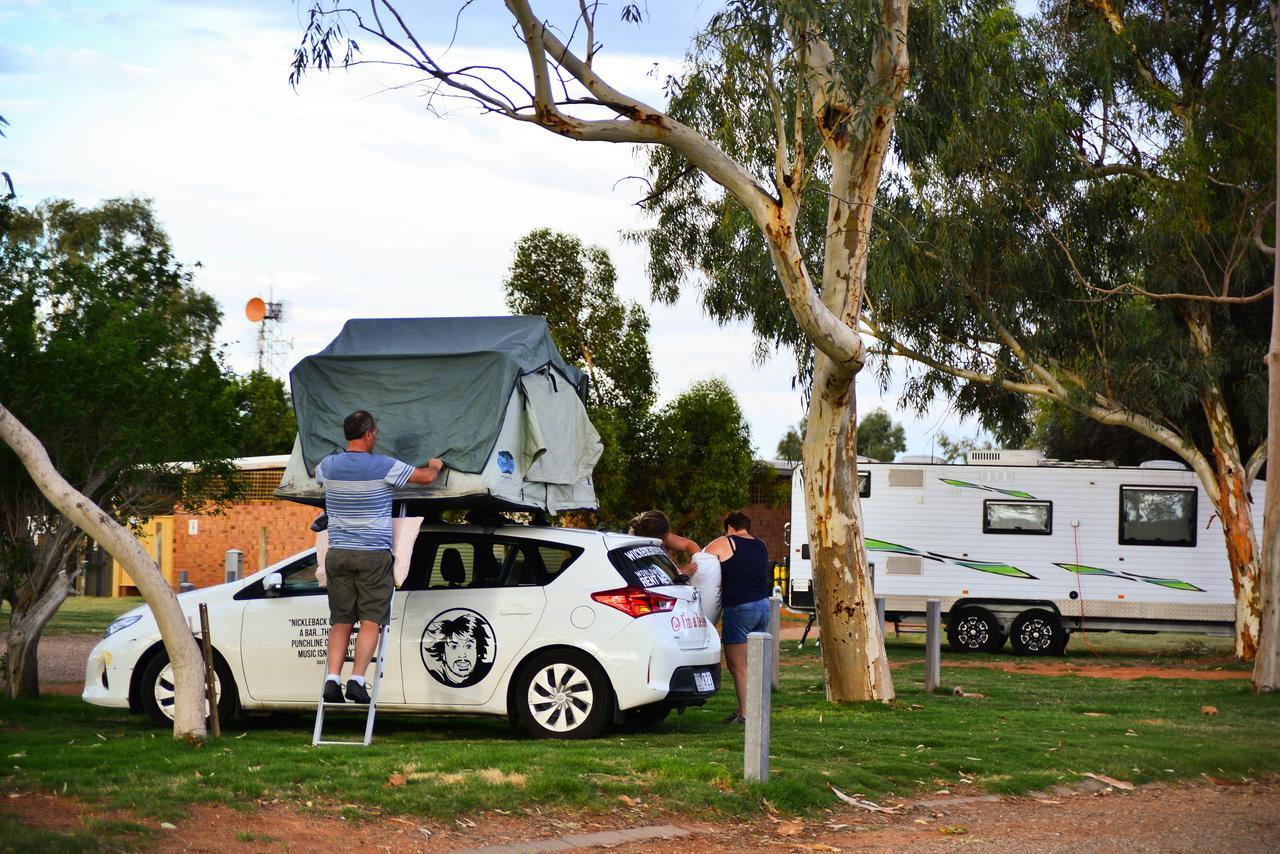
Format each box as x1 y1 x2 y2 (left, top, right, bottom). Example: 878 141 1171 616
592 586 676 617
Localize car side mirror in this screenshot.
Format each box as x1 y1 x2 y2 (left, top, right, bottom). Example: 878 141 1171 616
263 572 283 597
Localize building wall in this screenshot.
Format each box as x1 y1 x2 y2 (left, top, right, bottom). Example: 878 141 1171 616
111 516 176 597
739 502 790 564
172 501 318 589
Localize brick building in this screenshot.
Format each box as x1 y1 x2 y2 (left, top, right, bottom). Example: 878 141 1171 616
738 459 796 564
111 456 317 596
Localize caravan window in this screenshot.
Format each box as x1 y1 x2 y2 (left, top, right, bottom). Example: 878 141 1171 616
858 471 870 498
1119 486 1196 547
983 500 1052 535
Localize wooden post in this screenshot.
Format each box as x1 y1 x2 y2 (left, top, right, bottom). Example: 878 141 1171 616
744 631 772 782
198 603 221 738
258 526 269 573
925 599 941 694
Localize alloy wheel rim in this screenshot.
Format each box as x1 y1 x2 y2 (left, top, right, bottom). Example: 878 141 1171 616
957 616 990 649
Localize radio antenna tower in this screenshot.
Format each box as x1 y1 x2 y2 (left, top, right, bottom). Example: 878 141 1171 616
245 294 290 373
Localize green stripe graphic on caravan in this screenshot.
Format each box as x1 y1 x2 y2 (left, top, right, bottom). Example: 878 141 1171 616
1055 563 1204 592
866 539 1036 579
938 478 1035 499
865 539 924 555
952 559 1036 579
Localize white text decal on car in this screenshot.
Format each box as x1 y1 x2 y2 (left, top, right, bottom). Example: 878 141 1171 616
624 546 666 561
633 567 668 588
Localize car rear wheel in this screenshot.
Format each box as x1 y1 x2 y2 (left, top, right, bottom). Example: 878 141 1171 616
1009 609 1068 656
139 650 237 727
515 650 611 739
946 606 1005 653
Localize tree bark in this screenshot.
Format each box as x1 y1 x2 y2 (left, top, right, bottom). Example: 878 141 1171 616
1253 0 1280 692
1189 312 1263 660
0 402 207 742
803 366 893 702
3 567 70 698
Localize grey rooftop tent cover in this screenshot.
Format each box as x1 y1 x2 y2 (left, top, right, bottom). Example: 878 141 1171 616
275 316 602 513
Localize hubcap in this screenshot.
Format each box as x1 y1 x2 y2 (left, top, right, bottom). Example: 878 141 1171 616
1018 619 1054 652
956 616 990 649
153 663 218 721
527 663 594 733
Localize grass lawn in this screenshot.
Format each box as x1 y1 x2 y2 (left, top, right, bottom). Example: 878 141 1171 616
1 632 1276 851
0 596 143 638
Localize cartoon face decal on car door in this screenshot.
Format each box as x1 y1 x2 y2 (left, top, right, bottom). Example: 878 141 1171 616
421 608 496 688
399 536 547 706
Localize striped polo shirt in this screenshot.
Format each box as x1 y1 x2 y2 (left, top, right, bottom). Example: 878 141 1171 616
315 451 414 550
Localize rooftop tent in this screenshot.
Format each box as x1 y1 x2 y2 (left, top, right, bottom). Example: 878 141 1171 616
275 316 602 513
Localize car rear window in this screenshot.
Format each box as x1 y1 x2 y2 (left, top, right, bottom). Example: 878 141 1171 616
609 544 684 588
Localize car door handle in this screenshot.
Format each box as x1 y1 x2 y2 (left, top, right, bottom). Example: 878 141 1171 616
499 606 533 616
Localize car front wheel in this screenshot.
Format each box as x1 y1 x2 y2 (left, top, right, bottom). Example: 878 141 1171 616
139 650 237 727
515 650 612 739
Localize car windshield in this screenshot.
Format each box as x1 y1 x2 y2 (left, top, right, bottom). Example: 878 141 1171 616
609 543 683 588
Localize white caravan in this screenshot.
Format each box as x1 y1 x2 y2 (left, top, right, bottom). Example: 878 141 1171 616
785 450 1264 655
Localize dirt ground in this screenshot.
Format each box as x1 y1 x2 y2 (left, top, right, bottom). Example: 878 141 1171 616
5 776 1278 852
9 632 1275 851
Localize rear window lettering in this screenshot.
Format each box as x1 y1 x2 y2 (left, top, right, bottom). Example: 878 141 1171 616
611 545 682 588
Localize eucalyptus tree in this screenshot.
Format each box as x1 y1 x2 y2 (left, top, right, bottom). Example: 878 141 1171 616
291 0 911 700
863 1 1273 658
0 198 239 738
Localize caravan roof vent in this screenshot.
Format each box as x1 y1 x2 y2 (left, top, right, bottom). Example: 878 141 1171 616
964 449 1047 466
1139 459 1189 471
898 454 946 465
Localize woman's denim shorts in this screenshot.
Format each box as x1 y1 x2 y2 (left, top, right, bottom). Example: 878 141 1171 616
721 598 771 644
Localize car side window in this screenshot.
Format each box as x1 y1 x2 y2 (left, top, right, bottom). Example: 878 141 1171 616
535 544 579 583
233 552 322 600
431 542 476 589
282 554 322 593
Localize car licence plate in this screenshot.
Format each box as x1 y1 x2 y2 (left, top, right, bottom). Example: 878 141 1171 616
693 670 714 692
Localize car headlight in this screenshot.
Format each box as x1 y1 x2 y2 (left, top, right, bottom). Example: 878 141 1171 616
103 613 143 638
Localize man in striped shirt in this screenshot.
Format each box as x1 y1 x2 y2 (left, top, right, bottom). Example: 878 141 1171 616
316 410 444 703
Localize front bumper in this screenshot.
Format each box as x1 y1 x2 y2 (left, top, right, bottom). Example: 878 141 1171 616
82 635 145 709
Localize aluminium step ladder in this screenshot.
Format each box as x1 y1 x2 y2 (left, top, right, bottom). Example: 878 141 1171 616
311 590 395 747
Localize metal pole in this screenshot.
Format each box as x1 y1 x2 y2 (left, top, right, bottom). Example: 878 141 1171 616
198 603 220 738
925 598 941 694
876 596 886 631
768 595 782 690
744 631 772 782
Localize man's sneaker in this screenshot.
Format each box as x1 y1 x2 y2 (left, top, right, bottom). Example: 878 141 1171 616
724 712 746 725
345 679 371 704
322 680 343 704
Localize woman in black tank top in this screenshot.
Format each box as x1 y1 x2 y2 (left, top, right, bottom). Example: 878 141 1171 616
705 511 772 723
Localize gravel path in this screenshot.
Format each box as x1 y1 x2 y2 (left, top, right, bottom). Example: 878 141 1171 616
0 632 99 686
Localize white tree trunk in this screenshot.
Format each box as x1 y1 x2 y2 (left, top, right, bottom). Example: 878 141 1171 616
0 402 207 741
802 375 893 702
1254 1 1280 691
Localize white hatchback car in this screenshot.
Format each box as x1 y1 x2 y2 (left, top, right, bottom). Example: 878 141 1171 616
83 523 721 738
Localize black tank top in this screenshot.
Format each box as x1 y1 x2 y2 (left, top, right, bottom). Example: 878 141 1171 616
720 536 771 607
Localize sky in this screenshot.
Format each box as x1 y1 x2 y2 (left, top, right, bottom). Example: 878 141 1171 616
2 0 985 460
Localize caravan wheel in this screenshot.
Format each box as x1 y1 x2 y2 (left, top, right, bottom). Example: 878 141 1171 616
946 607 1005 653
1010 609 1067 656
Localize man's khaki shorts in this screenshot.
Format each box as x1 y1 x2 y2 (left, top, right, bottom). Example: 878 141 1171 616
326 548 394 626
